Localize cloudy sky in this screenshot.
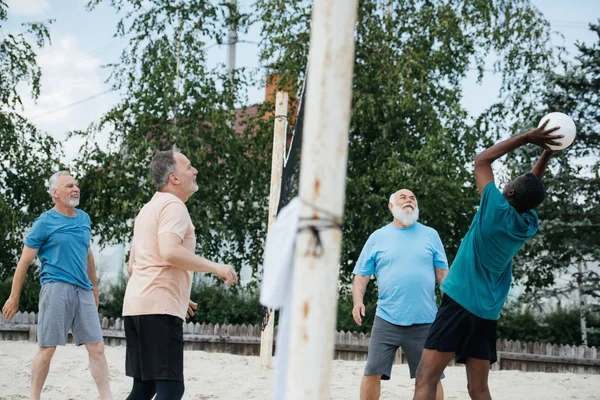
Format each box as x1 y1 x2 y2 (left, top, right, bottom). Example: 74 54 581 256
3 0 600 162
3 0 264 161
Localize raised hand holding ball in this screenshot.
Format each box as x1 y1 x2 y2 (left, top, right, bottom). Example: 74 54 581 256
537 112 576 150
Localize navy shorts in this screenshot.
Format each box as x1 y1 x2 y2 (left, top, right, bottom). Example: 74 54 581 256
125 314 185 381
424 294 497 364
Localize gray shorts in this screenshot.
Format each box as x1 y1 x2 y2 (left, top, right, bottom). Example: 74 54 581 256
38 282 103 347
365 316 445 380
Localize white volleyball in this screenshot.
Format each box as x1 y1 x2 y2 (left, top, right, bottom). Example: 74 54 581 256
538 112 577 151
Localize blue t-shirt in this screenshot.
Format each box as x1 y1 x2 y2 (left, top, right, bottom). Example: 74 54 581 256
24 209 93 290
353 222 449 326
441 182 539 320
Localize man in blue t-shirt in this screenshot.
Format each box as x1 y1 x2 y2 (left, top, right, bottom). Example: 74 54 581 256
413 121 563 400
353 189 449 400
1 171 112 400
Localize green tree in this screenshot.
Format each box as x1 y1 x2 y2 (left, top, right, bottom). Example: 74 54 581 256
0 1 62 282
497 304 542 343
497 302 600 347
509 22 599 306
98 279 264 325
255 0 557 308
77 1 273 279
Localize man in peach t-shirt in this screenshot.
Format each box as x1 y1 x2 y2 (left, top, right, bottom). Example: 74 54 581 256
122 151 238 400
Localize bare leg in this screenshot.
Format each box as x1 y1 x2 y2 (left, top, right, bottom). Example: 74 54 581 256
436 380 444 400
30 346 57 400
466 358 491 400
86 341 113 400
360 374 382 400
413 349 454 400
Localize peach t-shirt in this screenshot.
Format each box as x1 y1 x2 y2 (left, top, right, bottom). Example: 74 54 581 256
123 192 195 320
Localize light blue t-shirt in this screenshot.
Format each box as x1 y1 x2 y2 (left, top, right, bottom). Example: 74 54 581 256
441 182 538 320
24 208 93 290
353 222 449 326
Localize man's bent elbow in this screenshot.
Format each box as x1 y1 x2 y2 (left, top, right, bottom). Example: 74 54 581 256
160 248 179 266
474 153 487 167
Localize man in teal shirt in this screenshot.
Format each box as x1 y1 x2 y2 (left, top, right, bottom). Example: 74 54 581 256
413 120 563 400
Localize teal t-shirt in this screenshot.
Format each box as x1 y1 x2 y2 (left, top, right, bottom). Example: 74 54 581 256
24 208 93 290
441 182 538 320
353 222 448 326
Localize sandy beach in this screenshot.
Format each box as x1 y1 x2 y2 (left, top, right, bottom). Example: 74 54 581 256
0 341 598 399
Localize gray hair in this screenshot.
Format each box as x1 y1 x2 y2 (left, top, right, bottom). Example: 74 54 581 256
150 151 177 190
389 191 418 205
47 171 71 197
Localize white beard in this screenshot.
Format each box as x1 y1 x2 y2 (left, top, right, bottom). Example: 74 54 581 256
392 204 419 227
68 198 80 207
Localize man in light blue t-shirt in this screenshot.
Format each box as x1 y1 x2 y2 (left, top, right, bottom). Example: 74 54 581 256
352 189 448 400
1 171 112 400
413 121 563 400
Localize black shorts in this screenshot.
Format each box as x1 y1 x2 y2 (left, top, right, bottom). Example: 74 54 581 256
424 294 497 364
125 314 185 381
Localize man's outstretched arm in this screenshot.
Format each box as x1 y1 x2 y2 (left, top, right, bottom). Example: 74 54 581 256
2 246 38 321
530 149 553 181
474 120 562 194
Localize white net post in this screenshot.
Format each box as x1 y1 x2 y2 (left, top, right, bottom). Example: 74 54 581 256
285 0 359 398
260 91 289 368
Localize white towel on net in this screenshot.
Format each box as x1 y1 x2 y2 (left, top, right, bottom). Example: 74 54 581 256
260 196 300 400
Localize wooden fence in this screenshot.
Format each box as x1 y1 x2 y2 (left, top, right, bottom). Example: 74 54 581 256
1 312 598 374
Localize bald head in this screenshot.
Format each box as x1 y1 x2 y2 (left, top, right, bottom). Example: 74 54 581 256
389 189 417 207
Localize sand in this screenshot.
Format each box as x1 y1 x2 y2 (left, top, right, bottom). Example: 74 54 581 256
0 341 598 399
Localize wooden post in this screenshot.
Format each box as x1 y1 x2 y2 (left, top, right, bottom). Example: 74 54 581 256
227 0 238 84
578 262 588 346
259 91 289 369
285 0 358 398
28 324 37 343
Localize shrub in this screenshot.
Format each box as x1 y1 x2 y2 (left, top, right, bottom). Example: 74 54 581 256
0 268 41 313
